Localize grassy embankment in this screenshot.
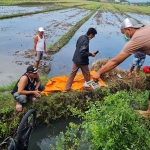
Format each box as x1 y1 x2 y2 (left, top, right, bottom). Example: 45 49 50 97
0 0 101 138
0 0 150 139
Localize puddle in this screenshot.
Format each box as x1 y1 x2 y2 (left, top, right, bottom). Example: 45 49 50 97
0 8 91 86
49 11 150 78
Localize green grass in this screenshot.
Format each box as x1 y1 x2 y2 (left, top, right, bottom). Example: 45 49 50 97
0 81 16 92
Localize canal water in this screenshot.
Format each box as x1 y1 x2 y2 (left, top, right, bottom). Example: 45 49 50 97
28 117 81 150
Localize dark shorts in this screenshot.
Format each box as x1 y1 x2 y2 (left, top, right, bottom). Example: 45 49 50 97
35 51 43 61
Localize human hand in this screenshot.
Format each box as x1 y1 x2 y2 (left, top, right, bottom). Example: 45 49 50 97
93 72 100 81
34 90 41 98
34 51 37 56
91 53 96 57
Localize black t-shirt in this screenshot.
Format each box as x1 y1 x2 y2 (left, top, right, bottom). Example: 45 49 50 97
11 73 36 95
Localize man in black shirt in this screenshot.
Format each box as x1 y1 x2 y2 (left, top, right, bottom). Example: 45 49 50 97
64 28 97 91
11 65 45 112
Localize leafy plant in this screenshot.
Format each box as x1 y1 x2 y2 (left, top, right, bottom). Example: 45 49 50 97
50 90 150 150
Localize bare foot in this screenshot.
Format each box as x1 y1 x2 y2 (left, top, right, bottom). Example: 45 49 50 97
135 73 139 78
128 72 132 77
16 102 22 112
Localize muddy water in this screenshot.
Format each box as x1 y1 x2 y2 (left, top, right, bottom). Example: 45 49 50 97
49 11 150 78
127 13 150 25
0 6 48 16
0 8 91 86
28 118 81 150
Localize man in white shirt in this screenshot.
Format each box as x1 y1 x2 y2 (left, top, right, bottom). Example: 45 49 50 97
34 27 47 68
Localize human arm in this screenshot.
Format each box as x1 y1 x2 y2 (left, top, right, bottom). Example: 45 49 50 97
34 36 38 56
17 76 41 98
93 51 131 80
34 74 41 91
44 41 47 54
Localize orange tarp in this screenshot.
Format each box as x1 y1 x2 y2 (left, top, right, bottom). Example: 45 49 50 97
42 71 106 96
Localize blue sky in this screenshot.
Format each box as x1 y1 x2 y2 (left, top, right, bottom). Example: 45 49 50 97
129 0 150 2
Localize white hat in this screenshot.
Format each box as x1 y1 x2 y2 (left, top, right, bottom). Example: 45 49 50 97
38 27 44 32
120 18 144 30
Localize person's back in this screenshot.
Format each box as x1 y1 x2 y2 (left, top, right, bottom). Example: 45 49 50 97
73 34 90 65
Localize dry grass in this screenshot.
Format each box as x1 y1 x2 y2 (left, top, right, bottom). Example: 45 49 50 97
90 59 148 91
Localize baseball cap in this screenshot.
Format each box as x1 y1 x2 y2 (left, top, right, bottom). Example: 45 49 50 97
26 65 38 74
38 27 44 32
120 18 144 30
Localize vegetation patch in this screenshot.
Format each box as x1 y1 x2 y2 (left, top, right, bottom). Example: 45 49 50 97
49 90 150 149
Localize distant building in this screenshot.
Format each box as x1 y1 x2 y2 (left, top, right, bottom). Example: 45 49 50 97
100 0 109 2
115 0 120 2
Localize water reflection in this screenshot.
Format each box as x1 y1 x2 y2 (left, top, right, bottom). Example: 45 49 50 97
127 13 150 25
28 118 81 150
0 8 91 86
49 11 150 78
0 6 46 16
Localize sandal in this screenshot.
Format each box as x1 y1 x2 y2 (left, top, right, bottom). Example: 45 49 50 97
16 102 22 112
32 97 38 103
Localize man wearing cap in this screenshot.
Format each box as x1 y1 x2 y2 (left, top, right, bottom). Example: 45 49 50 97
11 65 45 112
34 27 47 68
93 18 150 116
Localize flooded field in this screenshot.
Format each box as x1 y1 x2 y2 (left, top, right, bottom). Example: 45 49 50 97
0 8 91 86
1 3 150 149
1 7 149 86
0 5 52 16
49 10 150 78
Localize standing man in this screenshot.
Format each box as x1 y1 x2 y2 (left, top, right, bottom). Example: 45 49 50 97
11 65 45 112
64 27 98 91
34 27 47 68
93 18 150 116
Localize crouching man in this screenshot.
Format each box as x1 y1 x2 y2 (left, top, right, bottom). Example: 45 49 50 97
11 65 45 112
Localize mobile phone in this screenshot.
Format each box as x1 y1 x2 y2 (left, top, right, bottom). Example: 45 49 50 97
95 51 99 54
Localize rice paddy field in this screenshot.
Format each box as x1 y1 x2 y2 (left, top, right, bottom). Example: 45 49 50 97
0 1 150 149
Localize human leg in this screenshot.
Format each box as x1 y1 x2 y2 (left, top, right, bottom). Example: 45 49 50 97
80 65 90 82
128 57 137 77
64 63 79 91
34 61 39 68
139 93 150 117
33 83 45 92
128 65 135 77
34 51 43 68
13 92 27 112
135 59 145 77
135 66 140 77
13 92 27 104
80 65 92 90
